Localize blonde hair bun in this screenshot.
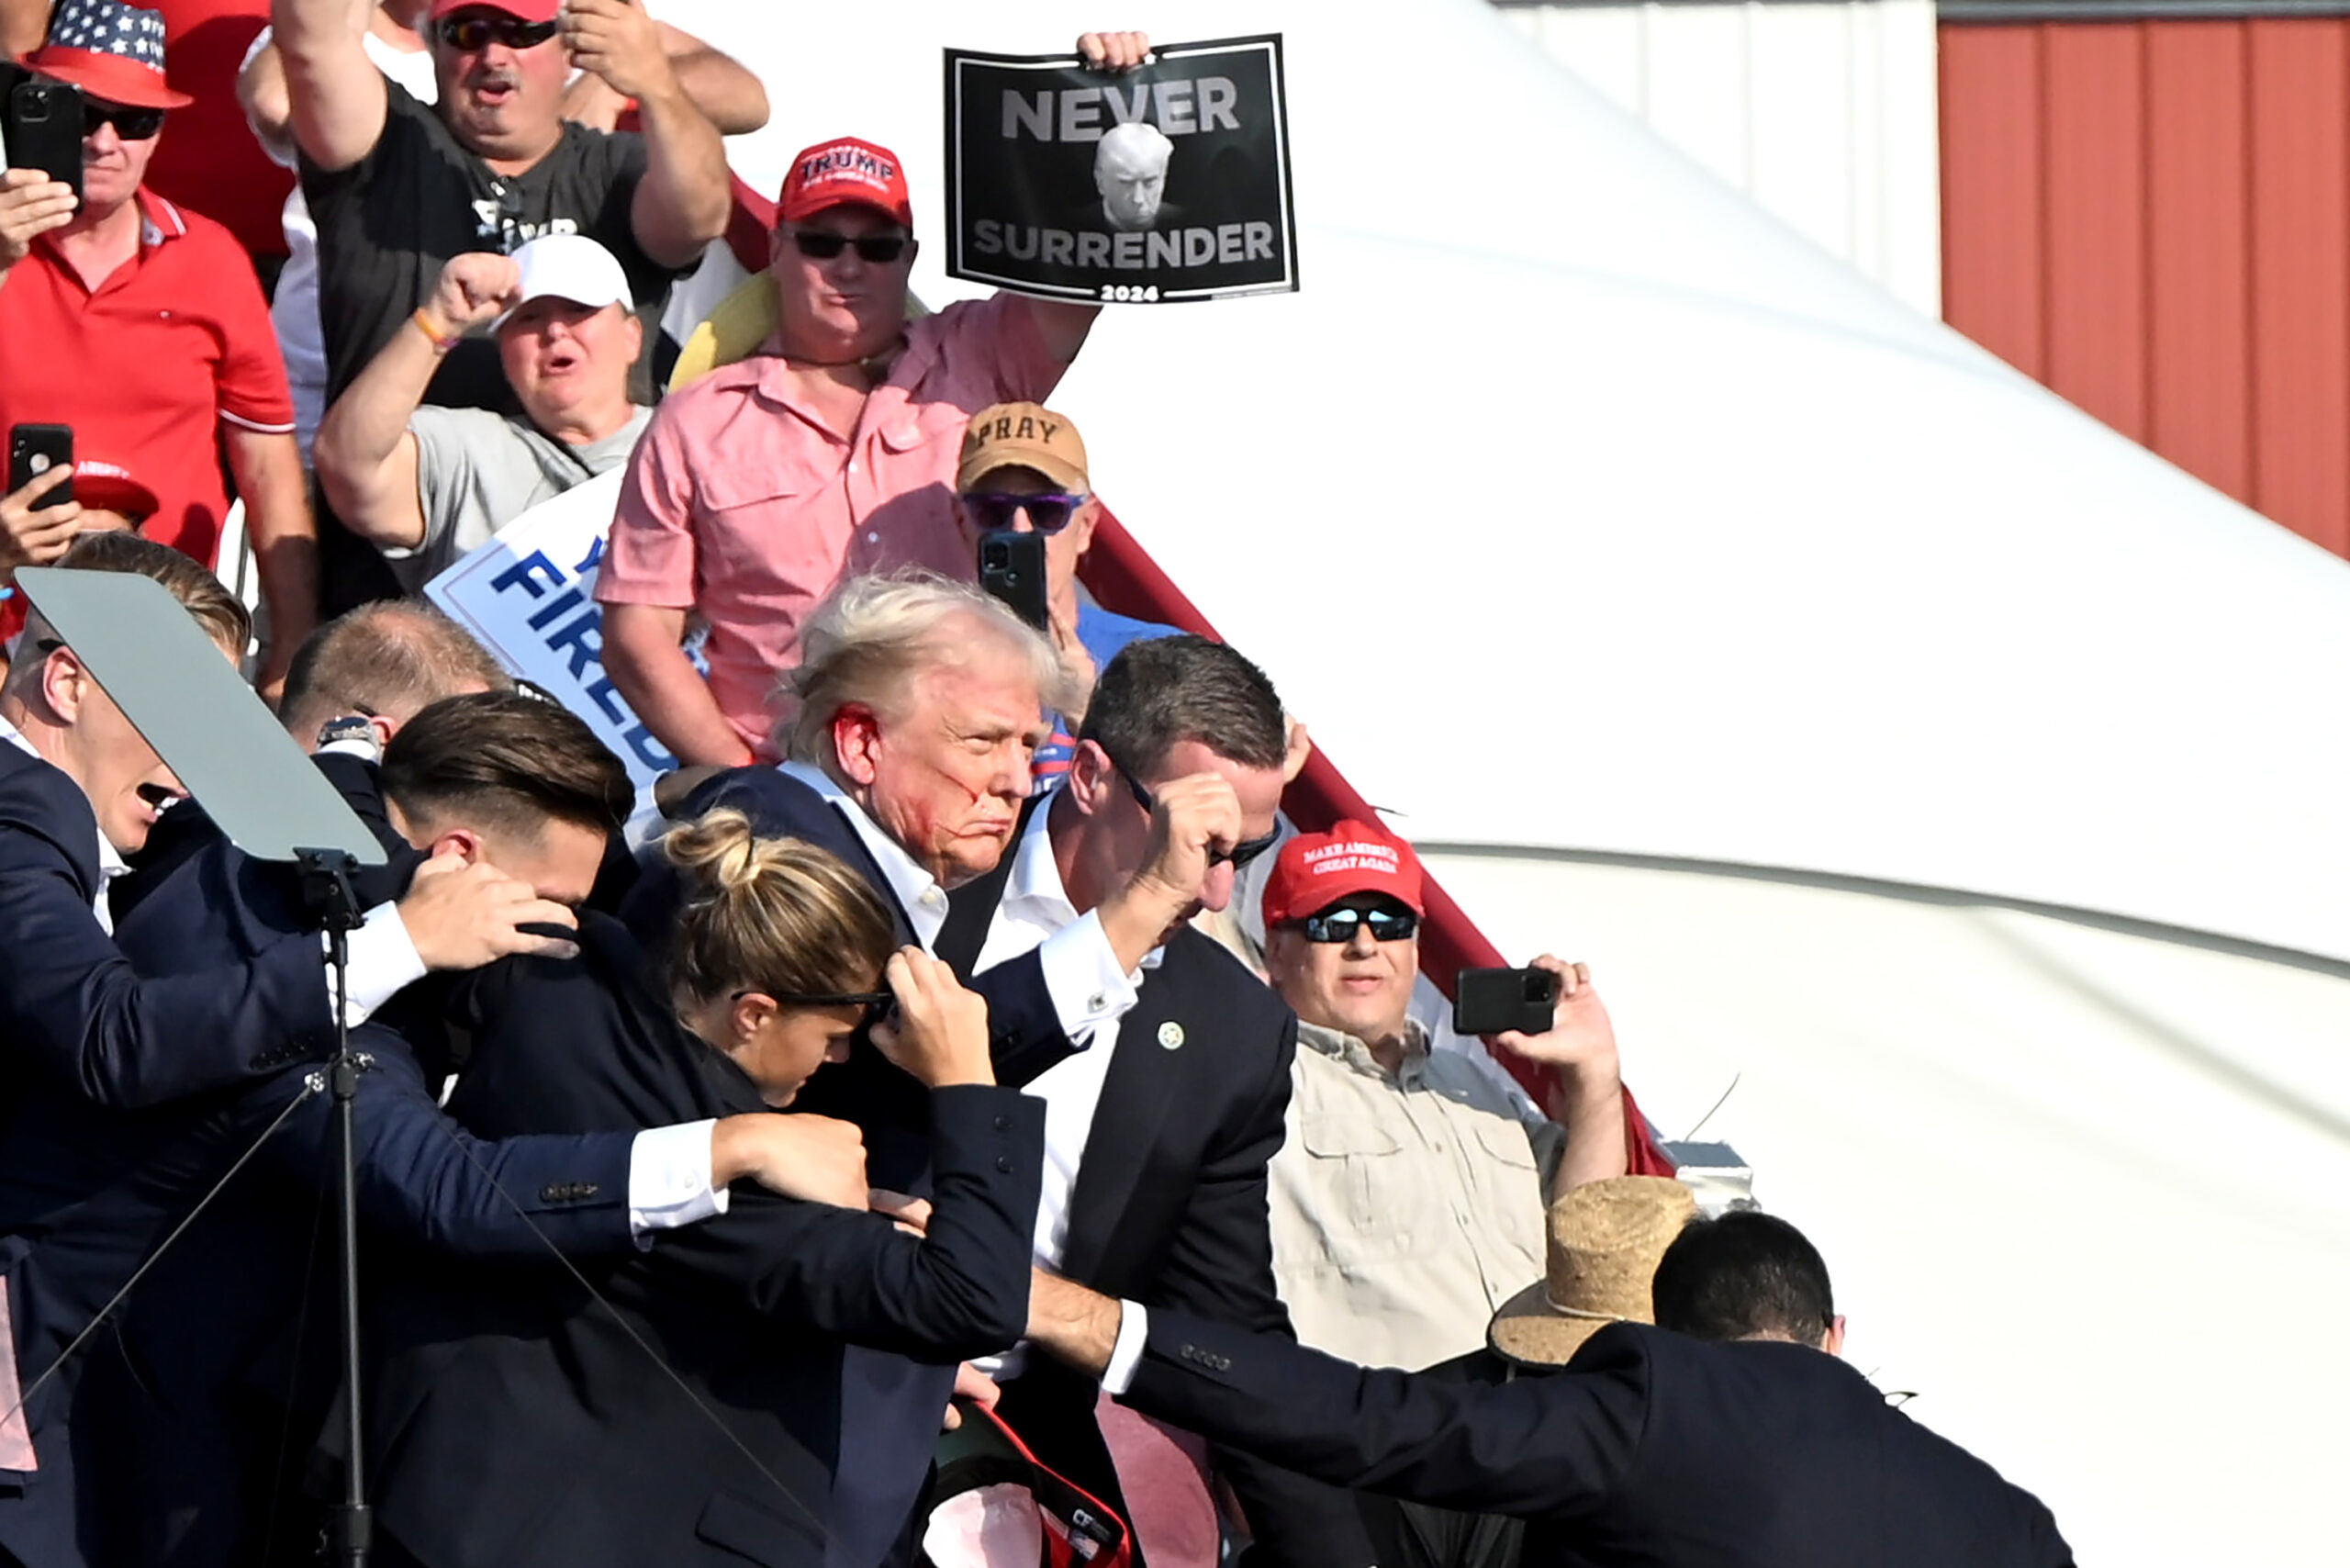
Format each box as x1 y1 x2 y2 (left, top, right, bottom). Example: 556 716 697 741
661 807 898 1006
665 808 768 894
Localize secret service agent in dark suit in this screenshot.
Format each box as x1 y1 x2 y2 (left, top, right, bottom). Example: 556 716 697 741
0 737 725 1568
0 737 346 1109
364 913 1046 1568
950 634 1374 1568
0 1021 645 1568
16 719 779 1568
1021 1292 2076 1568
114 745 412 927
0 712 576 1113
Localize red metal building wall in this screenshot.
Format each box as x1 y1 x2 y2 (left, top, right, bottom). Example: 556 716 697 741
1941 18 2350 558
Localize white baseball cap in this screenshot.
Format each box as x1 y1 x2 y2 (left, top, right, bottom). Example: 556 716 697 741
496 233 633 329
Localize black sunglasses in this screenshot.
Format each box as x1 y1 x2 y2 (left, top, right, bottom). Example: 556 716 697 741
1106 755 1281 871
961 492 1086 535
787 230 911 263
1296 905 1419 945
438 15 560 51
735 989 896 1027
84 101 166 140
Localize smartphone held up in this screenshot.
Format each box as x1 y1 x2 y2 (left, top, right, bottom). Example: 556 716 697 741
1452 966 1561 1037
5 79 86 207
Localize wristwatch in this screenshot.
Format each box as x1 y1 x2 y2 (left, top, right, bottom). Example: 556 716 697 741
316 714 382 761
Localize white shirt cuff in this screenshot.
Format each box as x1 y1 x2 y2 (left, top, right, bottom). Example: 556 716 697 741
626 1118 730 1245
330 902 430 1026
1036 909 1141 1043
1101 1300 1150 1395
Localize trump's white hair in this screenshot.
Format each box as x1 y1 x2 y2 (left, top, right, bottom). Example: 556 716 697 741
771 569 1081 764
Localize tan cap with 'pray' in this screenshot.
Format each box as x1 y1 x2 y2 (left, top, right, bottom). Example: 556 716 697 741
957 403 1091 494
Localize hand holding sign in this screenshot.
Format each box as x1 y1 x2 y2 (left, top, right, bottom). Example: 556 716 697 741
1077 31 1153 71
428 252 524 338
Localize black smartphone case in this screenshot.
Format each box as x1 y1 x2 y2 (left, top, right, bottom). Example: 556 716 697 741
6 80 85 206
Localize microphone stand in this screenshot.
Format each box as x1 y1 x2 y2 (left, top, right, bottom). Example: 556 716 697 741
296 847 374 1568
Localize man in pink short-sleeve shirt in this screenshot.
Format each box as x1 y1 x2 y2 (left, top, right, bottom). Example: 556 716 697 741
597 47 1146 765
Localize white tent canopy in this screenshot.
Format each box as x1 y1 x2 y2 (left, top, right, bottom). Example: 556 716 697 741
678 0 2350 969
656 1 2350 1558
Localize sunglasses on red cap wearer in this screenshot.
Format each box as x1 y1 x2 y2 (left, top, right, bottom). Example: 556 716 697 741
1294 902 1420 945
783 230 912 264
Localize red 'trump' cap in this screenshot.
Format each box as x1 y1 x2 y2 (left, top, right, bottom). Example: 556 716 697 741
778 137 913 230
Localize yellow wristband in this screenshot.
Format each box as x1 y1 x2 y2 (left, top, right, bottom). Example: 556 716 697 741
411 307 460 353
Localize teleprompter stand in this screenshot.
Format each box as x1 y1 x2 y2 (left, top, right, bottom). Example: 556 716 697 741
296 847 375 1568
17 568 393 1568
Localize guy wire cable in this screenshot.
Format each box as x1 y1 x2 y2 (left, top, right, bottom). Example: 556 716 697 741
414 1112 831 1535
0 1074 831 1537
0 1075 322 1433
261 1153 335 1568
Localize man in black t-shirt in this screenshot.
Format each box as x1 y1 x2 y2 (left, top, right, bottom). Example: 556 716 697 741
272 0 737 609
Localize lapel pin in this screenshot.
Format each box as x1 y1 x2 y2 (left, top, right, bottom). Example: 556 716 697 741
1157 1021 1185 1051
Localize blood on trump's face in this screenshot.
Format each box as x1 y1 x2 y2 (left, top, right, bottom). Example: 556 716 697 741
833 626 1044 890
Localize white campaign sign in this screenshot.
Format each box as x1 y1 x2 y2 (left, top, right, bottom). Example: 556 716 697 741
424 470 677 803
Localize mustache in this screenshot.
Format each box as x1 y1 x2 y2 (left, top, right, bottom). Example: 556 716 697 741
465 66 520 90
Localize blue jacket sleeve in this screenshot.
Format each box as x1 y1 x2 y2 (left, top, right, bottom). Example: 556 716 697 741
0 801 333 1110
1124 1312 1649 1521
646 1084 1046 1362
264 1030 637 1260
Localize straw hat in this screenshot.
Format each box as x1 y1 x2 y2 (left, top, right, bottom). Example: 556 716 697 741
1486 1175 1696 1368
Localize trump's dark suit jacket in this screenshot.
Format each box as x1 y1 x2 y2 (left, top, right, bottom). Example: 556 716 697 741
1116 1313 2075 1568
364 913 1046 1568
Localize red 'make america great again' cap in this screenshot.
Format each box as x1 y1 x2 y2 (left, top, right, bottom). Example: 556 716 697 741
778 137 914 230
1260 819 1428 928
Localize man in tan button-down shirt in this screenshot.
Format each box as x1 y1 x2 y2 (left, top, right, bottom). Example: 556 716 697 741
1260 820 1630 1374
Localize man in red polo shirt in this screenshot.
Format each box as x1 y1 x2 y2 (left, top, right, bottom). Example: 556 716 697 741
0 0 315 697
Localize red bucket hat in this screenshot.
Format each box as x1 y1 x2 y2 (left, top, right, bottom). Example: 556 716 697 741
778 137 914 230
17 0 192 111
1260 818 1427 929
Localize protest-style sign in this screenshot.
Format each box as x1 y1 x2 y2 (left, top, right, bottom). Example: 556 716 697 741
424 472 677 825
945 34 1298 304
